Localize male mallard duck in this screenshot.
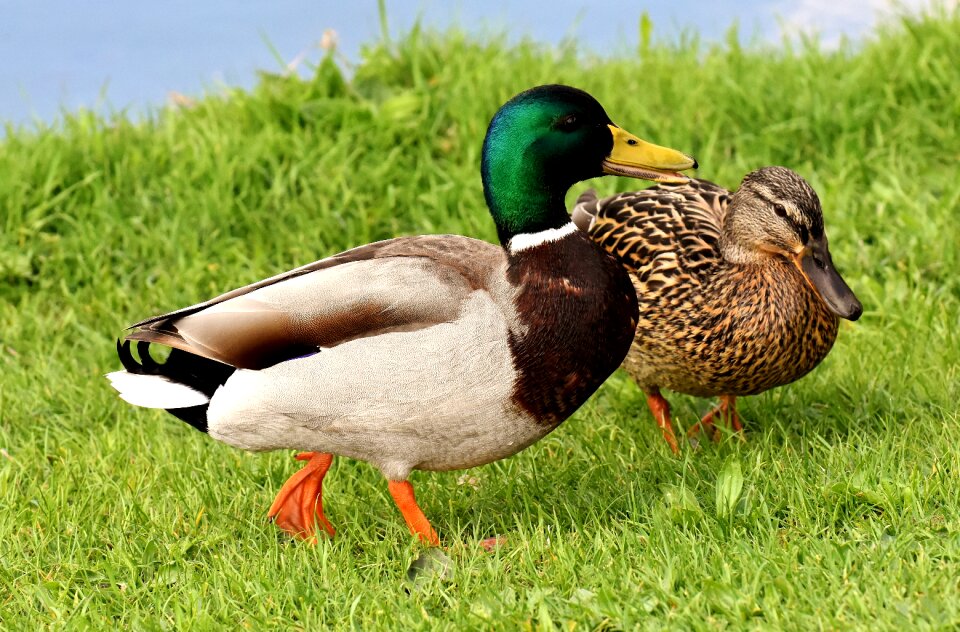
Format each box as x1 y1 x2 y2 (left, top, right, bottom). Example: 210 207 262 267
107 85 696 544
571 167 862 453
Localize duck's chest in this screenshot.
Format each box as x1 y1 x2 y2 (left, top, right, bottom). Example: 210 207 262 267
632 261 839 396
506 233 639 427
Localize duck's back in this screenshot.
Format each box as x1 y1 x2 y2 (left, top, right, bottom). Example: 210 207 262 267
573 179 729 288
572 181 839 398
572 179 732 339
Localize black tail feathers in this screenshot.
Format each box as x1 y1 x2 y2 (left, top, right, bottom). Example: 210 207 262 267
116 340 235 433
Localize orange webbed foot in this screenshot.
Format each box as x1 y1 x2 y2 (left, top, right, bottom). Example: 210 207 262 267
690 396 744 442
267 452 336 541
688 409 719 442
480 536 507 552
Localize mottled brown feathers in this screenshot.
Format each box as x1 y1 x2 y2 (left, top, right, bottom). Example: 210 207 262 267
576 178 840 399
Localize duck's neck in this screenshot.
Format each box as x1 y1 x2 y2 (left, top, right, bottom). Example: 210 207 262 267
492 197 572 249
482 137 570 246
720 210 772 265
506 221 580 254
719 237 768 265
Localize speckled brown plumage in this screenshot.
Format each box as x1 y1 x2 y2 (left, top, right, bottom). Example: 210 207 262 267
572 167 861 449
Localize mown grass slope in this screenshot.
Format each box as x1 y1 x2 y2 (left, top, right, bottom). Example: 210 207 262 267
1 8 959 629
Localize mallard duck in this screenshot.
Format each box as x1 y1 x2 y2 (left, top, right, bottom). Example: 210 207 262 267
106 84 697 545
571 167 862 453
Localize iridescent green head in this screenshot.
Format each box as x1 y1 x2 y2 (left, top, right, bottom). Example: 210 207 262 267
481 84 697 245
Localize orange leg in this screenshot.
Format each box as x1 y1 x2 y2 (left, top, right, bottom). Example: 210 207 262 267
267 452 335 541
690 395 743 441
388 480 440 546
688 407 718 441
645 390 679 455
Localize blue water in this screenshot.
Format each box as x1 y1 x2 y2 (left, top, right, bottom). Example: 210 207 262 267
0 0 897 128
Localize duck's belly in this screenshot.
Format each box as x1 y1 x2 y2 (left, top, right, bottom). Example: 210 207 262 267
626 350 795 397
624 317 839 398
205 295 542 481
624 257 841 398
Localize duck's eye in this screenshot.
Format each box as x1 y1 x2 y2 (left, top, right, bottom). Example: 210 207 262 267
555 114 578 131
774 203 788 217
798 225 809 244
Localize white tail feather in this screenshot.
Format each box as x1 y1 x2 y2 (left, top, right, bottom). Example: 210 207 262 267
106 371 210 409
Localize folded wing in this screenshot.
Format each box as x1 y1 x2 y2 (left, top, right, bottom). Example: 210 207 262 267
571 180 729 280
126 235 505 370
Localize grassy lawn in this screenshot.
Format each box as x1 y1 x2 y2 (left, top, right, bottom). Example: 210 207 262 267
2 8 959 629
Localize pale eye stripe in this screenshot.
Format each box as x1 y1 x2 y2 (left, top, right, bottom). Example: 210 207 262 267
758 192 808 237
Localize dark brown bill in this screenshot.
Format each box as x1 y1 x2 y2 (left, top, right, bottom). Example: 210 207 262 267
798 238 863 321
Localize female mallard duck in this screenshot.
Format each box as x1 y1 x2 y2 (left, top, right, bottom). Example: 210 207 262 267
107 84 696 545
571 167 862 453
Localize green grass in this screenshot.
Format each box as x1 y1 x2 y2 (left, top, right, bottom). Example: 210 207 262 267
2 7 960 629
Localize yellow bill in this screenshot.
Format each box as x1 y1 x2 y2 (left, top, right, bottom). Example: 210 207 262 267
602 124 697 183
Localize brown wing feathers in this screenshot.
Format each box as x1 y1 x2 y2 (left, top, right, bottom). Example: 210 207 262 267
129 301 319 370
584 179 729 279
123 235 505 371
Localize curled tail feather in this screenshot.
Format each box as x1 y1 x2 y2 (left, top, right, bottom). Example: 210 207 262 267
108 340 235 433
570 188 599 233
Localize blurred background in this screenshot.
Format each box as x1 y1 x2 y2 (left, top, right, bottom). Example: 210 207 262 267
0 0 942 128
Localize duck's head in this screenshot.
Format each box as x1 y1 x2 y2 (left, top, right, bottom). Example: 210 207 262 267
482 85 697 244
724 166 862 321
